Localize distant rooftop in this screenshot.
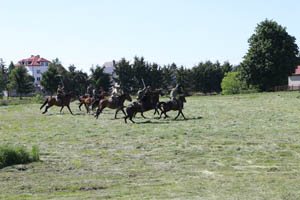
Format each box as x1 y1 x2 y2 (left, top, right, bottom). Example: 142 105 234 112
17 55 51 67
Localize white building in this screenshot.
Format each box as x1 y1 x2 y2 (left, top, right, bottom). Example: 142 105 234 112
17 55 51 86
288 66 300 88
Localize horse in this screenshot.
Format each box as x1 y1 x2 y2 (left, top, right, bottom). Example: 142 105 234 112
124 91 161 123
78 94 89 111
40 92 77 115
131 88 164 119
158 95 187 120
95 93 132 119
78 91 106 113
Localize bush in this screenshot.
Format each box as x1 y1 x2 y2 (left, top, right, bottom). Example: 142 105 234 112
221 72 244 95
0 145 40 169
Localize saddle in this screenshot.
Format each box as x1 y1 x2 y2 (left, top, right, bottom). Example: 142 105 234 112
109 97 119 106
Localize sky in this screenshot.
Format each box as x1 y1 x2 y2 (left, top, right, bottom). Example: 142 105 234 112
1 0 300 73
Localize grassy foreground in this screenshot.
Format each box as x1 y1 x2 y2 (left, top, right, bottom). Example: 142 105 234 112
0 91 300 200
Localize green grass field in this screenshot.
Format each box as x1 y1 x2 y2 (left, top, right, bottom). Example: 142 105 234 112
1 91 300 200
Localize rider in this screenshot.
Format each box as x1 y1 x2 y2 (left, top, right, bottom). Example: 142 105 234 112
110 83 123 106
87 84 93 98
92 87 99 98
170 84 182 107
57 84 65 106
137 85 147 102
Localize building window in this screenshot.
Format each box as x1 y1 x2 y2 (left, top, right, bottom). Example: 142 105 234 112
37 70 41 74
37 77 41 81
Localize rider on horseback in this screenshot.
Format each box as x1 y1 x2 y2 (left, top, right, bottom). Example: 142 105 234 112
57 84 65 106
87 84 93 98
170 84 183 108
110 83 123 107
137 86 149 102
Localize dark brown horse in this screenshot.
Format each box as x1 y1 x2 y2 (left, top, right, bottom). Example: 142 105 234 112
135 88 164 118
124 90 163 123
40 92 77 115
158 95 187 120
95 93 132 119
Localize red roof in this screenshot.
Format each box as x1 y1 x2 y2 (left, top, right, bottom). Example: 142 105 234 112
294 66 300 75
17 55 51 66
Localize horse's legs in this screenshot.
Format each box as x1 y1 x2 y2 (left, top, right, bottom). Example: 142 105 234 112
141 112 147 119
174 110 181 120
114 108 120 119
79 102 83 111
84 103 89 113
95 106 104 119
60 106 64 113
153 108 159 115
66 105 74 115
180 110 187 120
120 107 127 117
42 104 53 114
129 114 135 123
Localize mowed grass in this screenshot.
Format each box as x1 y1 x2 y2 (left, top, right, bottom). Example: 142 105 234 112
1 91 300 200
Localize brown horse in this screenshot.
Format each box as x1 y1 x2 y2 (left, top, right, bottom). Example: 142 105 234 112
95 93 132 119
158 95 187 120
78 95 89 111
40 92 76 115
129 88 163 121
78 91 106 113
82 97 95 113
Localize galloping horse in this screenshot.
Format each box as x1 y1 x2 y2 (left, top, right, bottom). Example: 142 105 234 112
130 88 163 119
158 95 187 120
143 88 163 116
40 92 76 115
95 93 132 119
124 90 160 123
78 94 89 111
78 91 106 113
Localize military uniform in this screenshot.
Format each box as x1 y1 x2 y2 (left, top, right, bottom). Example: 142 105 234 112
57 85 65 105
170 84 179 101
137 87 146 101
87 85 93 97
110 84 123 106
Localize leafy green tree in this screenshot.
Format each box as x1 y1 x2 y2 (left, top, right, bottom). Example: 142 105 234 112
9 66 34 99
90 65 111 92
8 61 15 74
176 66 193 93
64 65 89 95
132 56 153 91
148 63 163 89
161 63 177 89
191 61 225 93
241 19 299 91
221 72 243 95
113 58 135 93
0 59 8 93
40 65 60 96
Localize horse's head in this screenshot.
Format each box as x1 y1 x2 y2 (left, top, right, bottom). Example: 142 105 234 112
123 93 132 102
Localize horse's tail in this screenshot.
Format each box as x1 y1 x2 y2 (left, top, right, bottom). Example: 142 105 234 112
40 98 48 110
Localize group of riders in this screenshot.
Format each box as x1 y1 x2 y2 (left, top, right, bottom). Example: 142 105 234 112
56 81 183 109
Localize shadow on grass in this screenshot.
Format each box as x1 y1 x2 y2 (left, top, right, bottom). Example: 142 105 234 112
135 120 170 124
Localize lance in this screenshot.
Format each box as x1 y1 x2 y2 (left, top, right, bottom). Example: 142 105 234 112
141 78 146 88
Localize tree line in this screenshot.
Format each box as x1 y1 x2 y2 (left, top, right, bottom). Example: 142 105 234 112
1 19 299 98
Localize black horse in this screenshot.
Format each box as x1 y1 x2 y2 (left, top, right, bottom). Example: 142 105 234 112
158 95 187 120
124 90 163 123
